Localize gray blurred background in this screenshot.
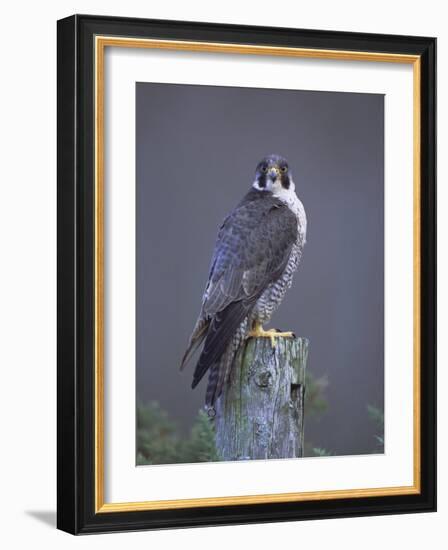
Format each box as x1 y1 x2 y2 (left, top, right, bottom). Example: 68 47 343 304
136 82 384 457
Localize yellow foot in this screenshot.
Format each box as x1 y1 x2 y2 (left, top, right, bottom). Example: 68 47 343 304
247 325 295 348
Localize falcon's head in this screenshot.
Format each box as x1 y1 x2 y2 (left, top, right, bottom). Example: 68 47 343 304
253 154 295 194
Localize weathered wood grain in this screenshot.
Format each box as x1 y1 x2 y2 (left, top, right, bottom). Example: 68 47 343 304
215 336 308 461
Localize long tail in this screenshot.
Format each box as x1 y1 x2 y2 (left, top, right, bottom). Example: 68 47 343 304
191 300 253 391
204 346 233 407
205 321 247 407
180 317 209 371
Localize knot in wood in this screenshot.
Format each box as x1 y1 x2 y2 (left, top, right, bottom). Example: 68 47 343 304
254 370 272 388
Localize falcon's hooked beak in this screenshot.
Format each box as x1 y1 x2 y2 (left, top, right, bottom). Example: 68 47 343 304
268 167 280 181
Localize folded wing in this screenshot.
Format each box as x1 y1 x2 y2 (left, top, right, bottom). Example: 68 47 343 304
186 191 298 395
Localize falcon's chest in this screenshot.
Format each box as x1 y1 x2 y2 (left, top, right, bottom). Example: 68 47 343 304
275 188 307 246
252 191 306 323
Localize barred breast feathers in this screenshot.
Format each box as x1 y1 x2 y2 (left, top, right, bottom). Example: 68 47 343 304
252 184 306 325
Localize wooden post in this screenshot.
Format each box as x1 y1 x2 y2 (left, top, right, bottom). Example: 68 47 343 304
214 336 308 461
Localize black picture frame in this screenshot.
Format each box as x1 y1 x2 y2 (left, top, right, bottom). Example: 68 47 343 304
57 14 436 534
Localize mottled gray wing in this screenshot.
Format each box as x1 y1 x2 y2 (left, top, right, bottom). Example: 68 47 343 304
191 193 298 388
203 194 297 316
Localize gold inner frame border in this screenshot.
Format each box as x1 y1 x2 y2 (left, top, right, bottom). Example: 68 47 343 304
94 35 421 513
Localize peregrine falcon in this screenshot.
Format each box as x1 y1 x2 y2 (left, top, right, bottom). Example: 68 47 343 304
181 154 307 410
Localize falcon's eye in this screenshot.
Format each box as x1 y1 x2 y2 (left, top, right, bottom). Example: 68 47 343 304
280 165 288 173
260 164 268 173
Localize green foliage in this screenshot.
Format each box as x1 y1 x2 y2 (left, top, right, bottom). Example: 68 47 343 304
136 401 219 465
367 404 384 428
183 410 220 463
136 401 180 465
305 372 329 418
367 404 384 452
311 447 333 457
303 370 330 457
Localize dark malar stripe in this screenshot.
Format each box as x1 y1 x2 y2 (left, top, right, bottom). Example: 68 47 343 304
257 174 267 188
281 173 290 189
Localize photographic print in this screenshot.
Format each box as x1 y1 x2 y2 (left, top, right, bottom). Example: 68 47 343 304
135 82 384 466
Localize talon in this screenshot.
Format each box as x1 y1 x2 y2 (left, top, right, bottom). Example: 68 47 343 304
247 322 295 348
